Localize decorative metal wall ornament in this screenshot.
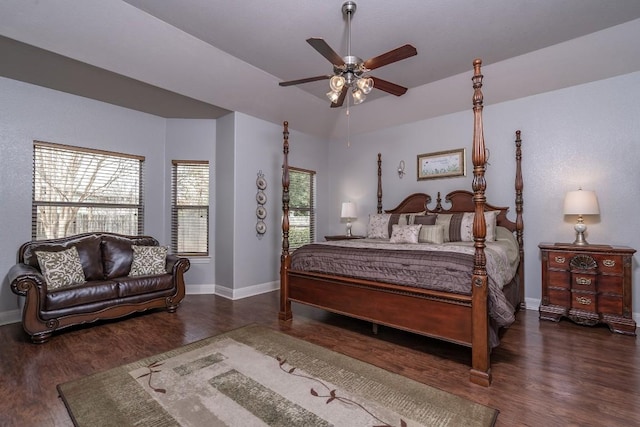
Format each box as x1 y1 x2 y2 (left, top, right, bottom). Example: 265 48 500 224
256 171 267 239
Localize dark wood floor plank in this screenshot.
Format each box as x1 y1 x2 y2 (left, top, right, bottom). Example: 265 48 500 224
0 292 638 426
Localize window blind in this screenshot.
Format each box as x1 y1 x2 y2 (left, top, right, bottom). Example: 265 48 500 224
288 167 316 250
171 160 209 256
32 141 144 240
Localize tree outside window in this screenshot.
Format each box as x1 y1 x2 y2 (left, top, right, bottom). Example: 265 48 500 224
32 141 144 240
288 167 316 250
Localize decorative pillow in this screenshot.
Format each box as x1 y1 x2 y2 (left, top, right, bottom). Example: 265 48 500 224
35 246 86 291
459 211 498 242
129 245 168 277
367 214 391 239
389 224 422 244
411 214 437 226
434 213 458 242
418 224 445 244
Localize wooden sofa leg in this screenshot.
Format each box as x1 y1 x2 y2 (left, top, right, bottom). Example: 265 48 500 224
31 332 52 344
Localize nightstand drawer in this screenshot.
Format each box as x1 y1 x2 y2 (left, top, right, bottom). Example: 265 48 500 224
547 287 570 306
571 273 596 292
599 274 624 295
571 292 596 312
547 270 570 288
593 254 624 275
598 294 623 316
548 251 571 269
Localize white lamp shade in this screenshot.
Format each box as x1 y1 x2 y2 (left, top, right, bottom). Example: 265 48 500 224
341 202 357 219
563 190 600 215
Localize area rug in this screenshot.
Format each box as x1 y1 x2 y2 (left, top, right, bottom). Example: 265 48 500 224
58 324 498 426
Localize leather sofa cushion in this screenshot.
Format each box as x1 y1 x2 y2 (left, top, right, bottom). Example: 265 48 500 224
45 280 118 311
23 234 104 281
101 235 156 279
116 274 173 298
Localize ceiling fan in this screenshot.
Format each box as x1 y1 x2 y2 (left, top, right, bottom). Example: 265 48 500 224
279 1 417 108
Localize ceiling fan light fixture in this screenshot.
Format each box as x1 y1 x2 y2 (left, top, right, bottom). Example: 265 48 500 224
352 88 366 104
356 76 374 94
327 90 341 103
329 75 346 91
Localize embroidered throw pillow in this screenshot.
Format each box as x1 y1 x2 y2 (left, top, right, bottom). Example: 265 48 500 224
367 214 391 239
418 224 445 244
35 246 86 291
460 211 498 242
389 224 422 244
129 245 168 277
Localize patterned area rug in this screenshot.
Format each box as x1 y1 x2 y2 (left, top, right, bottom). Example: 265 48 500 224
58 325 498 426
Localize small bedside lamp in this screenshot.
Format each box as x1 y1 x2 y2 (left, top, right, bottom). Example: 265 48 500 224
341 202 357 236
563 189 600 246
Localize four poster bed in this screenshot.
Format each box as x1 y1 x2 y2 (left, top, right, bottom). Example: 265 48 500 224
279 59 524 386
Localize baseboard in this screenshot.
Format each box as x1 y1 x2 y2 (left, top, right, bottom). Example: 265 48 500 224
215 281 279 301
185 283 217 295
0 309 21 326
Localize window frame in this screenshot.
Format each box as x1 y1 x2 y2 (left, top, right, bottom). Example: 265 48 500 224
288 166 316 251
171 160 210 256
32 141 144 240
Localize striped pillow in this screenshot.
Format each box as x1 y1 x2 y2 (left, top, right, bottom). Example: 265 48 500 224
418 224 445 244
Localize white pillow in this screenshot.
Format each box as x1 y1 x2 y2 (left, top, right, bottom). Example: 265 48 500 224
367 213 391 238
389 224 422 244
418 224 445 244
460 211 498 241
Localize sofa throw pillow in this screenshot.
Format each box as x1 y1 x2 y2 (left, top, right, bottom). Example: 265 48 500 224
418 224 445 244
389 224 422 244
35 246 86 291
129 245 168 277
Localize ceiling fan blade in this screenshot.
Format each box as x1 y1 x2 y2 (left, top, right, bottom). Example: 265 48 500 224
371 76 408 96
330 86 348 108
307 38 345 67
279 75 332 87
363 44 417 70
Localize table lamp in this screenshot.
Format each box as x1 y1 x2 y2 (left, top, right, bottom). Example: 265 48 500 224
341 202 357 236
563 189 599 246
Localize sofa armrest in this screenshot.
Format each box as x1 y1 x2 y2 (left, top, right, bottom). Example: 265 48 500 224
9 263 46 296
166 254 191 275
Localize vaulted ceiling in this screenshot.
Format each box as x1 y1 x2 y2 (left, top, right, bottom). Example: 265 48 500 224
2 1 640 138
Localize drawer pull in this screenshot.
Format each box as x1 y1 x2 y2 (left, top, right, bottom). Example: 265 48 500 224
554 256 566 264
603 259 616 268
576 296 592 305
575 277 592 286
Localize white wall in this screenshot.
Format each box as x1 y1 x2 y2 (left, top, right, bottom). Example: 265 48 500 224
326 71 640 320
217 113 328 298
165 119 217 292
0 76 168 320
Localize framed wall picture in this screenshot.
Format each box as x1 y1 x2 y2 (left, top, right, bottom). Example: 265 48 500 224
417 148 466 180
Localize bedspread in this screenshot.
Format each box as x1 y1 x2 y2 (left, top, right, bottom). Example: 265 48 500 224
290 239 517 328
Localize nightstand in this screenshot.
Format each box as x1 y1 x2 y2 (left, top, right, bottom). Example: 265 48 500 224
324 235 366 241
539 242 636 335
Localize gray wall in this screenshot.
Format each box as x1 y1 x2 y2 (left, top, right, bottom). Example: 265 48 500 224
325 71 640 320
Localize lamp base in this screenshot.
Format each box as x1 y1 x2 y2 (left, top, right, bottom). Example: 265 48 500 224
573 220 588 245
345 222 352 237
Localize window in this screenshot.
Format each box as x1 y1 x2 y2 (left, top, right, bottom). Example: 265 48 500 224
171 160 209 256
32 141 144 240
288 167 316 250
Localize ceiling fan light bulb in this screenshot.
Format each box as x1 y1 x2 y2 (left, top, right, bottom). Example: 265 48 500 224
352 88 366 104
329 75 345 91
326 90 341 103
357 77 373 94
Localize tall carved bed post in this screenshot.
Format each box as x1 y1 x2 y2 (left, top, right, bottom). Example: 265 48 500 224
514 130 525 309
279 121 292 321
377 153 383 214
470 58 491 386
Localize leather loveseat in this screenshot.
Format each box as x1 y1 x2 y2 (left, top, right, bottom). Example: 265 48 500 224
8 232 190 343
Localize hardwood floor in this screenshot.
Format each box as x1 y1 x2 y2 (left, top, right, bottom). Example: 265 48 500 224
1 292 638 426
